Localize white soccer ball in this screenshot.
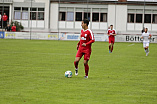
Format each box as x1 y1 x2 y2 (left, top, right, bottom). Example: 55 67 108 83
65 71 72 78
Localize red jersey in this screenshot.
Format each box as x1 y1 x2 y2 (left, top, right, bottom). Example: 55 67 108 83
107 29 116 39
2 15 8 21
12 26 16 32
78 29 95 50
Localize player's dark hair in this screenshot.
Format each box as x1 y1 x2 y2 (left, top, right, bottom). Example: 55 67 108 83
110 25 113 26
83 19 89 26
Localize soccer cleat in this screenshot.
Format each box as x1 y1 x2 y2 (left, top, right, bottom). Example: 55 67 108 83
109 50 112 53
146 52 149 56
146 53 148 56
84 76 88 79
75 69 78 76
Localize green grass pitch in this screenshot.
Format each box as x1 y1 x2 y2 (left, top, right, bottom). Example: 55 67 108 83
0 39 157 104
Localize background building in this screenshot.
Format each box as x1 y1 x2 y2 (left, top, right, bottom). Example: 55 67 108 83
0 0 157 34
0 0 50 31
50 0 157 34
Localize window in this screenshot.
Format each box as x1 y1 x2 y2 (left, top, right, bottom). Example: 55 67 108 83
38 12 44 20
22 12 28 20
31 8 37 11
59 12 66 21
67 12 74 21
38 8 44 20
100 13 107 22
30 8 37 20
22 7 28 20
128 14 134 23
136 14 142 23
14 7 21 10
84 13 90 21
38 8 44 11
30 8 44 20
14 11 21 20
22 7 28 11
92 13 99 22
76 12 82 21
14 7 21 20
30 12 36 20
14 7 45 20
144 14 151 23
153 14 157 23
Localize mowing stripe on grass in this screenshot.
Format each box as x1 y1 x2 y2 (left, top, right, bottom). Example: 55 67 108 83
128 44 135 46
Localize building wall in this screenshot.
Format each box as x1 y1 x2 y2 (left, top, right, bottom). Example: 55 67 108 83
108 5 116 28
50 3 108 33
127 5 157 33
12 0 49 31
9 1 157 34
50 2 157 34
50 3 58 32
36 0 50 30
116 5 127 32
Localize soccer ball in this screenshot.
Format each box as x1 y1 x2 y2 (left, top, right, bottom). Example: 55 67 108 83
65 71 72 78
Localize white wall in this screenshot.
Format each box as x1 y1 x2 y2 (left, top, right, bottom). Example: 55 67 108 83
50 3 58 31
108 5 116 28
116 5 127 32
13 0 24 2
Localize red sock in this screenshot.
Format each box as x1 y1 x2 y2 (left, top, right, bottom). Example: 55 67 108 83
111 46 113 52
84 64 89 76
74 61 78 69
109 45 111 51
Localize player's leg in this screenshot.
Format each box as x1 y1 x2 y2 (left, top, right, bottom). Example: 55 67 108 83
74 57 81 69
145 47 148 56
74 57 81 76
84 60 89 78
111 43 114 52
143 43 147 53
146 43 149 53
109 43 112 53
83 51 91 78
74 50 83 75
111 38 115 52
108 38 112 53
145 43 149 56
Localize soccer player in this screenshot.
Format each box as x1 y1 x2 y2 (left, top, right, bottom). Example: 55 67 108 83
141 28 152 56
107 25 116 53
74 19 95 78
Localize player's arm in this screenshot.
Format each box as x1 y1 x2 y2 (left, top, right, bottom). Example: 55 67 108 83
107 30 110 36
148 34 152 39
77 41 80 50
82 32 95 46
82 39 95 46
112 33 116 36
141 33 143 39
112 30 116 36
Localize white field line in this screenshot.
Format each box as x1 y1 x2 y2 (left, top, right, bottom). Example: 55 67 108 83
128 44 135 46
0 51 156 58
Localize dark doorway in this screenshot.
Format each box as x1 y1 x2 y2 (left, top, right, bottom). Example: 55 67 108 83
0 6 9 29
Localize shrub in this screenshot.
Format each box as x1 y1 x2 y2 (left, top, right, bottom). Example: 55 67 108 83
11 21 24 31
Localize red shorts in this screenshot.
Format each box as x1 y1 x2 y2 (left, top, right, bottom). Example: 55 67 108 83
76 49 91 60
109 37 115 44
